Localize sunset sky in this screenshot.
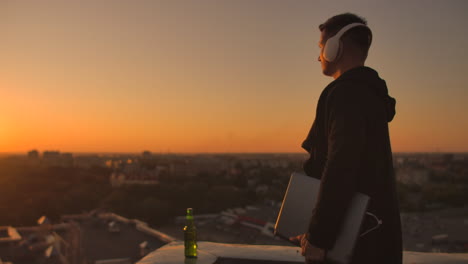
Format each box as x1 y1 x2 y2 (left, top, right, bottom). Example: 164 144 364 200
1 0 467 153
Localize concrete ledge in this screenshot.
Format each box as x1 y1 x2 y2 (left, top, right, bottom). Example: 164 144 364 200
137 241 468 264
403 251 468 264
138 241 304 264
197 242 303 262
138 242 217 264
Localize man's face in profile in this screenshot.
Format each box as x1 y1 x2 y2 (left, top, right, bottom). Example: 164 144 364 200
318 30 336 77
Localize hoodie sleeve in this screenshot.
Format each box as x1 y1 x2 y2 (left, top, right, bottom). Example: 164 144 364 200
307 83 366 249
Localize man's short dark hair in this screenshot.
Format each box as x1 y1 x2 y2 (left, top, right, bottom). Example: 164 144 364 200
319 13 372 57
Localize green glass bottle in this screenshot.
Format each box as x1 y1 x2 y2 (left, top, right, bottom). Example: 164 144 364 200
183 208 197 258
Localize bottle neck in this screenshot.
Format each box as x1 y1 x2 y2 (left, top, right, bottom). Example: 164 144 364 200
186 208 194 224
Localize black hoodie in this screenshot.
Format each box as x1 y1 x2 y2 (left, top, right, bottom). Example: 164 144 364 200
302 66 402 264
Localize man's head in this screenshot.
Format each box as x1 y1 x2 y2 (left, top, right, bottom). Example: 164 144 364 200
318 13 372 78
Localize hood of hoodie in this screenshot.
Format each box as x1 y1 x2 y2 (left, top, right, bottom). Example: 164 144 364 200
336 66 396 122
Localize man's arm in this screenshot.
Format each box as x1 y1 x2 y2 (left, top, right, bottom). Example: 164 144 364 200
307 84 366 249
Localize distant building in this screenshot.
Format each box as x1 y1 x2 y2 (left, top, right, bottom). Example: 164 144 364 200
27 150 40 166
110 170 159 187
169 159 196 178
42 150 61 167
42 151 74 167
396 167 431 186
142 151 152 159
43 151 60 159
27 150 39 159
61 152 74 167
74 155 106 168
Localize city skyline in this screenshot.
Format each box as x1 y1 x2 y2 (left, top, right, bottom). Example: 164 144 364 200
2 0 468 153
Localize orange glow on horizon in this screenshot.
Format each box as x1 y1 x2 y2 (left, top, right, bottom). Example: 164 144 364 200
2 78 466 154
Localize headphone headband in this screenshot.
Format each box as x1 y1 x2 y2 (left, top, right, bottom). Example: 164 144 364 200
333 23 367 41
323 22 369 62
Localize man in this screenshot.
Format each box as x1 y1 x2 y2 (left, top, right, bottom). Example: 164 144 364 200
290 13 402 264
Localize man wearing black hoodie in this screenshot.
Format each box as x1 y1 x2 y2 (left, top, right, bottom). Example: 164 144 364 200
290 13 402 264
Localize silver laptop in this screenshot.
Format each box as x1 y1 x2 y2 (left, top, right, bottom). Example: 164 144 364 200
275 172 369 264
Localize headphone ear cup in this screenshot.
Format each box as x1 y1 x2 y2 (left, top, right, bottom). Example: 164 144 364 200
323 36 340 62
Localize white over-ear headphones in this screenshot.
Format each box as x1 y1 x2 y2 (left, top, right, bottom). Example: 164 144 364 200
323 22 369 62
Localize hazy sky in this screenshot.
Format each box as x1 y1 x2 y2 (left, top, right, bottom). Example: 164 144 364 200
1 0 467 153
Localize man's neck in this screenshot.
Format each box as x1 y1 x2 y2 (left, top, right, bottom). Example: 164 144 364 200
332 61 365 80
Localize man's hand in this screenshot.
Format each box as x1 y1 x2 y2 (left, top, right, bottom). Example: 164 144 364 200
289 234 326 264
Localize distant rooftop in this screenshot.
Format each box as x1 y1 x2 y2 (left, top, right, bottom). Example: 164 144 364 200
61 212 174 263
0 226 22 243
0 212 173 264
80 217 167 263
